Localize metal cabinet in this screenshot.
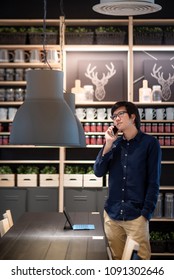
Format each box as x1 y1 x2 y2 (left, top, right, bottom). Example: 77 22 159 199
0 188 27 222
27 188 58 212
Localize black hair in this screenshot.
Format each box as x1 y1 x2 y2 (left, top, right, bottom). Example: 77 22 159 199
111 101 141 130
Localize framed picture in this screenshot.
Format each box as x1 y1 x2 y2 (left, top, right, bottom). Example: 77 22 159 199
66 51 128 102
134 51 174 102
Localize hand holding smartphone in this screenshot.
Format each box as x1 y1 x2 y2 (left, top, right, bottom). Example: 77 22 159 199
112 126 118 135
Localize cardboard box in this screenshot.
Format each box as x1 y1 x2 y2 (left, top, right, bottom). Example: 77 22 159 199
0 174 15 187
83 174 103 187
17 174 38 187
39 174 59 187
64 174 83 187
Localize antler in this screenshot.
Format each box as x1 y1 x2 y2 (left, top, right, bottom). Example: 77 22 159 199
168 65 174 85
151 63 174 86
85 63 99 85
85 62 117 101
151 63 163 84
85 62 116 86
103 62 116 80
167 72 174 86
151 63 174 101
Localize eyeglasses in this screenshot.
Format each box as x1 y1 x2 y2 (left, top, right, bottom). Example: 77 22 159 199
110 111 127 120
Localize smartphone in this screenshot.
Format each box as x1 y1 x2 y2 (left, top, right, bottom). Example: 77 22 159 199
112 126 118 135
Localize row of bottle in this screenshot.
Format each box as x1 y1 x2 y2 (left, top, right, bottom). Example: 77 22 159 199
0 135 9 145
153 192 174 219
85 135 105 145
141 122 174 133
139 80 162 103
157 136 174 146
0 122 12 132
0 88 25 101
83 122 111 133
0 68 28 81
83 122 174 134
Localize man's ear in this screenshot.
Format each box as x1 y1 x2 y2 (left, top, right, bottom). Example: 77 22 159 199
131 114 136 123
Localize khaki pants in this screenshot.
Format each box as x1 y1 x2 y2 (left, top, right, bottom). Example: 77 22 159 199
104 210 151 260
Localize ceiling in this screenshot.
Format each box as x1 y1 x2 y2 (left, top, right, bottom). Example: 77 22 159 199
0 0 173 20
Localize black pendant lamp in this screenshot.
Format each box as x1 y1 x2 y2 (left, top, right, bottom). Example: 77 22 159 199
9 69 80 146
64 92 86 147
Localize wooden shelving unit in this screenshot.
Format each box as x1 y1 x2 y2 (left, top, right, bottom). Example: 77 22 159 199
0 18 174 259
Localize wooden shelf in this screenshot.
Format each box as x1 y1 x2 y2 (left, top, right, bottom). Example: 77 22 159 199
0 160 60 164
0 145 60 148
160 186 174 190
0 132 10 135
0 17 174 228
141 120 174 123
133 46 174 51
0 81 26 86
151 218 174 222
135 102 174 106
0 62 60 68
65 160 94 164
0 19 61 26
0 45 60 50
0 102 23 106
151 252 174 256
65 45 129 51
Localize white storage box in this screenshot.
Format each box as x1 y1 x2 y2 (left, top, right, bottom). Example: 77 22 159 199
0 174 15 187
17 174 38 187
39 174 59 187
64 174 83 187
83 174 103 187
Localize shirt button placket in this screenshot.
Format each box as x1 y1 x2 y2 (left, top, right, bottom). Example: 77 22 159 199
121 147 128 219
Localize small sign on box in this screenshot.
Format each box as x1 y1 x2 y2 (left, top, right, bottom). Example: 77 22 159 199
17 174 38 187
39 174 59 187
83 174 103 187
0 174 15 187
64 174 83 187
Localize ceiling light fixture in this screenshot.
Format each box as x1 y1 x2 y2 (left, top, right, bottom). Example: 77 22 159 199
92 0 162 16
9 69 81 146
10 0 85 147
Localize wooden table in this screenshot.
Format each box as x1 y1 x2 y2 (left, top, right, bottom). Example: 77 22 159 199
0 211 108 260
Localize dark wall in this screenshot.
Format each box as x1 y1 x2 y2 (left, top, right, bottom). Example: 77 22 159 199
0 0 173 20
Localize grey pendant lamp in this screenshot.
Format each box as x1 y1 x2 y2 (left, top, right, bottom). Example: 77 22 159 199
9 69 80 146
92 0 162 16
9 0 83 147
64 92 86 147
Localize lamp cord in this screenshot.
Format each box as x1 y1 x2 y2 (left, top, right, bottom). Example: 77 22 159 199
43 0 52 69
60 0 65 17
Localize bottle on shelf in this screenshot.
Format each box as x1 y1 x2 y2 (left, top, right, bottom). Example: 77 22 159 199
71 79 85 103
164 193 174 218
152 85 162 103
153 193 163 218
139 80 152 103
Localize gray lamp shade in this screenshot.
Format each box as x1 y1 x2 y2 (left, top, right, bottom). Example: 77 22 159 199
64 92 86 147
9 69 80 146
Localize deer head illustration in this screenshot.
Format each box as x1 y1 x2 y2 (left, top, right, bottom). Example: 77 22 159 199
151 63 174 101
85 62 116 101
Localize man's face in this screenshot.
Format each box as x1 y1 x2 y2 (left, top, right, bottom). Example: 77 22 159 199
112 106 135 132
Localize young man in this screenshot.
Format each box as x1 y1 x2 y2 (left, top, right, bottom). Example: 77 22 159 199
94 101 161 260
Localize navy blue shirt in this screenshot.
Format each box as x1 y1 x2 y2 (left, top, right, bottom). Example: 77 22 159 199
94 130 161 221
